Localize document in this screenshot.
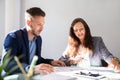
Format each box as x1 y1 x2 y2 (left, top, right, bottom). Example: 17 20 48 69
39 73 77 80
32 67 120 80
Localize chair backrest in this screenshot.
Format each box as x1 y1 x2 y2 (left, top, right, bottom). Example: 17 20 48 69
101 59 108 67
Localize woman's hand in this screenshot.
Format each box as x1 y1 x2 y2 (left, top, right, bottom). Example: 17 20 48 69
69 56 83 65
108 57 120 72
114 64 120 72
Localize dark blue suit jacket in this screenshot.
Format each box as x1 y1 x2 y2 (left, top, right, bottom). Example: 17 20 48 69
2 27 53 74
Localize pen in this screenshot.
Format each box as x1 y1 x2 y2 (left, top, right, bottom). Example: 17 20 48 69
81 58 87 61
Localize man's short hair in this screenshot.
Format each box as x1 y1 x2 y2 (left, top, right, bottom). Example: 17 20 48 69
26 7 45 17
25 7 45 21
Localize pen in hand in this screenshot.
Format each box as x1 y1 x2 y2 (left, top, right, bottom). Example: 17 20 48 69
70 57 87 65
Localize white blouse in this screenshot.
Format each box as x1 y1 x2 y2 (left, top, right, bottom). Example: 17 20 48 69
70 45 91 68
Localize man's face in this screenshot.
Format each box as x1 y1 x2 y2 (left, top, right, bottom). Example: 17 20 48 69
29 16 45 36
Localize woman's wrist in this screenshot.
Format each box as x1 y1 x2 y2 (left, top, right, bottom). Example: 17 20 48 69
69 60 76 65
108 57 119 68
111 57 119 64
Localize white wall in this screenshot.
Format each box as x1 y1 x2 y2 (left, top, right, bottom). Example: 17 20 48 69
0 0 5 57
0 0 21 58
5 0 21 35
1 0 120 60
21 0 120 59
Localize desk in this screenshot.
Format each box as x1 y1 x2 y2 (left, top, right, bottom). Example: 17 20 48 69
4 67 120 80
32 66 120 80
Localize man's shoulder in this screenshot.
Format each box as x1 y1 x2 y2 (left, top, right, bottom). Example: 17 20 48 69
7 28 26 38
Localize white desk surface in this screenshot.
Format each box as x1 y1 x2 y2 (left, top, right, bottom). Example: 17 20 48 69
32 66 120 80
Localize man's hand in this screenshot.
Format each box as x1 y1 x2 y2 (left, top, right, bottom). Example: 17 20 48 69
34 63 54 75
51 60 66 66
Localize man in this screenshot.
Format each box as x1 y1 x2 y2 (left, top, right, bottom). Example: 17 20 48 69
1 7 65 75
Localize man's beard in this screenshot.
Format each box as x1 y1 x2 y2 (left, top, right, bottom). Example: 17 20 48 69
30 25 37 36
31 29 37 36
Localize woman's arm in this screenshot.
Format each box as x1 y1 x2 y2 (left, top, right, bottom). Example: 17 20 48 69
98 37 120 72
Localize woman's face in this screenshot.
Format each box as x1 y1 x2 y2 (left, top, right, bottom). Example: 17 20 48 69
73 22 86 42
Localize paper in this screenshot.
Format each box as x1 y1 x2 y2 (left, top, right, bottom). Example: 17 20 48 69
39 73 77 80
32 67 120 80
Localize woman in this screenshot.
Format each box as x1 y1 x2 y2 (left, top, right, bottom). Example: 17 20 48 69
59 18 120 72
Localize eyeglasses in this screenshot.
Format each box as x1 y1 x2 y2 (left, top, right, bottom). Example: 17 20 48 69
74 28 84 32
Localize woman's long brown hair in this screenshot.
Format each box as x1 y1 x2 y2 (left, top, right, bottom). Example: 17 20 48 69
68 18 93 57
